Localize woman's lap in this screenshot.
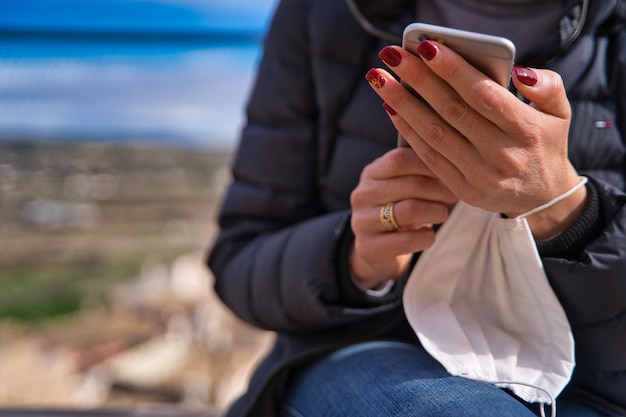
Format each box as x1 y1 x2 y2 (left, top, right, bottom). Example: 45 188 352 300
281 341 605 417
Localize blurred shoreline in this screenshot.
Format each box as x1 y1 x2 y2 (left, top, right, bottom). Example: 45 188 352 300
0 140 231 319
0 141 273 413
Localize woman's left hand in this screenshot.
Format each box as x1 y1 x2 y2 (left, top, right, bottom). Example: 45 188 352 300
366 42 587 239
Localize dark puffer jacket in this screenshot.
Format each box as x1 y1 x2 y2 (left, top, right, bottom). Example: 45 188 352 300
208 0 626 415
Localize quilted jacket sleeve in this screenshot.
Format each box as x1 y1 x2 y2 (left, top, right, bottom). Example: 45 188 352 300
542 180 626 408
207 0 395 333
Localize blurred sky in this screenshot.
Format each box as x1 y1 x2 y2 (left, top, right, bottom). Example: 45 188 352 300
0 0 280 149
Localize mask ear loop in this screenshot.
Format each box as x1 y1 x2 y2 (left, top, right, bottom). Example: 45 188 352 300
516 177 588 219
490 380 557 417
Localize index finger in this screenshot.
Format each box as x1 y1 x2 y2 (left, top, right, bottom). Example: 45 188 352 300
411 40 527 132
367 146 438 180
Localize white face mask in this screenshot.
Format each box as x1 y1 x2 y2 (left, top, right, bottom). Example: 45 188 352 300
402 200 576 415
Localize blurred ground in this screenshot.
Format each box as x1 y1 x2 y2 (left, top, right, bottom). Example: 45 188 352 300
0 143 273 414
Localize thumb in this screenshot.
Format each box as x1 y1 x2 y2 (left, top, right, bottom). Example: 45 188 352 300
512 66 571 120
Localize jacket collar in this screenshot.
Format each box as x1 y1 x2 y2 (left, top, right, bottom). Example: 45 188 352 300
345 0 623 48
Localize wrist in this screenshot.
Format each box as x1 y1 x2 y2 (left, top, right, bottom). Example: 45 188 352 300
525 178 588 240
349 246 387 290
350 274 394 296
349 245 410 290
536 180 602 260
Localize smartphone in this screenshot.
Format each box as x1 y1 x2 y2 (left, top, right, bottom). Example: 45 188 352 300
397 23 516 146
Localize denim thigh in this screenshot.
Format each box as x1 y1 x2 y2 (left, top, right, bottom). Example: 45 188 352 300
281 341 535 417
281 341 609 417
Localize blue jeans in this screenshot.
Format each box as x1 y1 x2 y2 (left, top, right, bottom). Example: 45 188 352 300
282 341 605 417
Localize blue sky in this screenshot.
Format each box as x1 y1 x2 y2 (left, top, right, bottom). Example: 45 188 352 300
0 0 279 34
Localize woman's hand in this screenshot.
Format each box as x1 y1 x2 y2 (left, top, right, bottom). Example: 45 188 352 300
367 42 587 239
349 147 457 289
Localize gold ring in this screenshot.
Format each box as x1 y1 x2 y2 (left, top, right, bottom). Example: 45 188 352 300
379 202 399 231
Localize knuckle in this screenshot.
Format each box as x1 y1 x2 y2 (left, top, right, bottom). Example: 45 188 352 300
419 147 441 169
548 71 565 90
385 149 406 167
404 67 428 91
472 80 502 113
349 188 367 209
357 163 378 185
440 55 462 80
439 95 468 123
350 210 369 234
423 122 446 148
517 119 543 145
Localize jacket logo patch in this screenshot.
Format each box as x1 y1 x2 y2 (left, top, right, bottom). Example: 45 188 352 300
594 120 614 129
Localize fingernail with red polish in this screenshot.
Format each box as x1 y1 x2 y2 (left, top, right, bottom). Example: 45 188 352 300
514 66 538 86
366 68 386 88
378 46 402 67
383 102 397 115
417 40 437 60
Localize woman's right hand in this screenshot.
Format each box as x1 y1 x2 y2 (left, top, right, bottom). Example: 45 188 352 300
349 147 457 289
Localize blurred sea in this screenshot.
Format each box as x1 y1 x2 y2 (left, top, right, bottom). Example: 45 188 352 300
0 0 279 149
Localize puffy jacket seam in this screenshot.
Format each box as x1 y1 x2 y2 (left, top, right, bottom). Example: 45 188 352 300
571 307 626 329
